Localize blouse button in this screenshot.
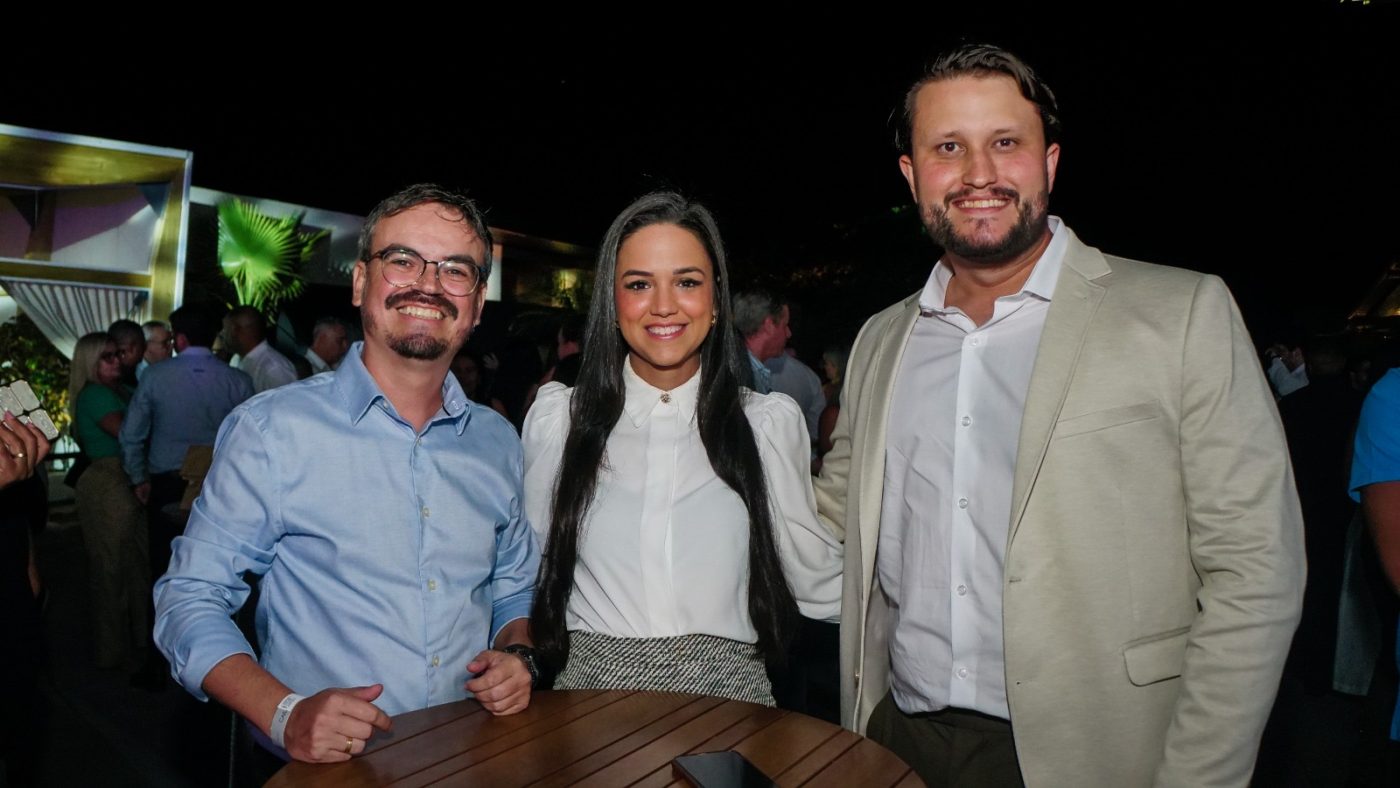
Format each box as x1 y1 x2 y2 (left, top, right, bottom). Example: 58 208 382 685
660 393 671 404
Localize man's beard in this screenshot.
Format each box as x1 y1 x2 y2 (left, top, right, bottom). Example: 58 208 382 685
921 187 1050 266
365 290 461 361
388 334 450 360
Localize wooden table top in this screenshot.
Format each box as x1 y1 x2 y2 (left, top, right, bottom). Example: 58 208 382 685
267 689 921 787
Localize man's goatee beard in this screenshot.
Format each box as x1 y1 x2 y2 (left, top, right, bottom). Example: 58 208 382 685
390 335 450 360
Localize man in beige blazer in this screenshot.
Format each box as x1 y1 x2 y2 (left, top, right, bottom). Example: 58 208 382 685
814 44 1304 787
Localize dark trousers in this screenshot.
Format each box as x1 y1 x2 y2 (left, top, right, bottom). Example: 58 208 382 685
235 722 289 788
138 471 187 677
769 617 841 723
147 470 188 582
866 691 1023 788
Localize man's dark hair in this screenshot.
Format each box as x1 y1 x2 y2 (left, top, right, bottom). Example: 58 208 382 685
107 319 144 347
169 305 222 348
357 183 495 279
896 43 1062 155
1304 336 1348 378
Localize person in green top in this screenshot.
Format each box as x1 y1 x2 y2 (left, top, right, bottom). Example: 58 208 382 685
68 331 149 670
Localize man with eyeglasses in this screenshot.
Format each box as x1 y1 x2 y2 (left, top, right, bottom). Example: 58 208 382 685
137 320 173 380
154 184 540 780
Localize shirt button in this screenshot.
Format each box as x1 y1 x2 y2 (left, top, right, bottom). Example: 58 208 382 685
970 337 981 347
956 667 969 679
958 498 969 509
427 579 437 591
422 506 430 518
431 655 440 668
960 416 972 427
956 584 968 596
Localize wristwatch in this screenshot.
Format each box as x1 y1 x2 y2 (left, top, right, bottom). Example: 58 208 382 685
502 643 540 688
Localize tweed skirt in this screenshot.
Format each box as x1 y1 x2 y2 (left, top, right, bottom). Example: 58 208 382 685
555 630 775 706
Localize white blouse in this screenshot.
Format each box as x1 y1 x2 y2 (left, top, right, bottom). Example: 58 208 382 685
522 360 842 643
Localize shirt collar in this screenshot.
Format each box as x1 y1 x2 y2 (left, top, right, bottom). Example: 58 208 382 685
245 340 272 361
305 348 330 373
335 342 473 434
919 215 1068 313
622 356 701 429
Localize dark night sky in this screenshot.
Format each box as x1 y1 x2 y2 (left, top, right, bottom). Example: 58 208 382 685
5 6 1397 342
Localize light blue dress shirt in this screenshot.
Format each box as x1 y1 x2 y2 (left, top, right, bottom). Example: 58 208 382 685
154 342 540 717
120 346 255 481
747 351 773 394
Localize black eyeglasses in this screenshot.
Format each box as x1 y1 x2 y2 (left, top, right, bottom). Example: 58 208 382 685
99 351 120 362
369 247 485 297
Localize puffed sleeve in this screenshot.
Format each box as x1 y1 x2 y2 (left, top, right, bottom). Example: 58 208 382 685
749 392 843 621
521 381 573 551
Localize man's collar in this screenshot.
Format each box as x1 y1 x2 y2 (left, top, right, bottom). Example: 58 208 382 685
305 348 330 373
245 340 271 360
919 215 1068 313
621 356 701 429
335 342 473 434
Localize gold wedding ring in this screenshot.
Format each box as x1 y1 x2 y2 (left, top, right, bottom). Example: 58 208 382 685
345 737 354 754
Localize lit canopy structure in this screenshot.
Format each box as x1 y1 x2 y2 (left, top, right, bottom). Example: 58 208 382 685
0 124 191 357
1349 259 1400 338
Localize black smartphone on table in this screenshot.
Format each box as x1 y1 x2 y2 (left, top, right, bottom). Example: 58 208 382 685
671 751 777 787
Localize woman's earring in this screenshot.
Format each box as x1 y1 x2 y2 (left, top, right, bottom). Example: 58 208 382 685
711 314 717 326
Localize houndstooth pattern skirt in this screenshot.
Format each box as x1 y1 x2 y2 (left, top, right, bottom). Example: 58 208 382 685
554 630 775 706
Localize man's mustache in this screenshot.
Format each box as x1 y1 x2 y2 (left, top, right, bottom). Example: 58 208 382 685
385 290 459 319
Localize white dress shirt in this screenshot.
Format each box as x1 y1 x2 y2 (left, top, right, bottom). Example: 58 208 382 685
305 347 332 375
523 360 842 643
237 340 298 393
879 217 1068 720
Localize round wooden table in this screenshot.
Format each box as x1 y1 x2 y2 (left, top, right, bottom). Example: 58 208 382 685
267 689 921 787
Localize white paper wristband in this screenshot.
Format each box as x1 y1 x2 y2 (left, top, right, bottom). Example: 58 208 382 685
269 693 305 748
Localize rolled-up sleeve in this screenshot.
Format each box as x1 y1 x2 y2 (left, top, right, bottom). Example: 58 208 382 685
153 406 280 700
488 446 540 645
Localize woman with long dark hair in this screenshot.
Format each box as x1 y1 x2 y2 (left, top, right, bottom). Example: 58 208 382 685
524 192 841 705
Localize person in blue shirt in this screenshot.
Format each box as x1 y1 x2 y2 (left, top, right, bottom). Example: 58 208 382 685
1351 367 1400 746
154 184 541 769
121 305 255 607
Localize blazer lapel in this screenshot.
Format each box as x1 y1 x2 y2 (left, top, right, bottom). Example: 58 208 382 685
859 293 921 595
1008 230 1112 544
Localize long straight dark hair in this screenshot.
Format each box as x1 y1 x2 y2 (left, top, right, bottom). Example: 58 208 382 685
531 191 799 670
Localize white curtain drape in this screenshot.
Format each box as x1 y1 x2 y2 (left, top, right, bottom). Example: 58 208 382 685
0 277 145 359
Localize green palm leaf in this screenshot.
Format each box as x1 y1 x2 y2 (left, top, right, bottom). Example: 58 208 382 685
217 199 327 313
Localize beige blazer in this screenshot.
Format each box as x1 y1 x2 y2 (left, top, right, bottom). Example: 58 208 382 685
814 227 1305 788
